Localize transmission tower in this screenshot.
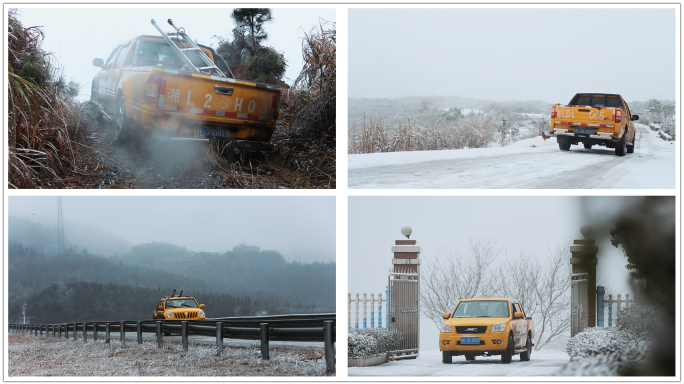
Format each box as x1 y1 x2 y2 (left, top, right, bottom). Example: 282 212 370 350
57 197 65 253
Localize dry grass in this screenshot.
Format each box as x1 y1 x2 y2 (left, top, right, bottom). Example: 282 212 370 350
8 334 332 376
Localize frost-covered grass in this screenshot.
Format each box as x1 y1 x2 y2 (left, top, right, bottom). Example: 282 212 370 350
348 328 403 358
8 334 332 376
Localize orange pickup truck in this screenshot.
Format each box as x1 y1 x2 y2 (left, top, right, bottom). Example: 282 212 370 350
91 19 281 152
550 93 638 156
439 298 534 364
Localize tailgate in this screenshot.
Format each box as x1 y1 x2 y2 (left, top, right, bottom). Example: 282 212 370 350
554 105 615 126
157 71 279 123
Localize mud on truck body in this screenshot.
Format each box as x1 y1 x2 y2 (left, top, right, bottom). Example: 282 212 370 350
550 93 638 156
439 298 534 364
91 19 281 153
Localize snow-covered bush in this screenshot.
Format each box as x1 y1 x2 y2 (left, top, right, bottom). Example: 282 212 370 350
660 115 676 140
347 328 403 358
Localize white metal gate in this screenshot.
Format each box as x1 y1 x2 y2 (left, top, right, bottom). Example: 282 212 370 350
571 272 588 337
388 269 419 357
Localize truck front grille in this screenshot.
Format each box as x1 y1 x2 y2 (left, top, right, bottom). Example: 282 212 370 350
173 311 198 319
456 326 487 334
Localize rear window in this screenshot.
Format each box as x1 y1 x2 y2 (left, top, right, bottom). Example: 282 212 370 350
571 94 622 108
134 39 216 72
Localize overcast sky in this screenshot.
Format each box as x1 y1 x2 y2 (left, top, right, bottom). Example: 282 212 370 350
348 196 658 349
13 6 336 100
349 7 676 102
8 196 335 261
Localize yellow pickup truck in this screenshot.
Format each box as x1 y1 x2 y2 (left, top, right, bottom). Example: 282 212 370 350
91 19 281 152
153 291 206 321
550 93 638 156
439 298 534 364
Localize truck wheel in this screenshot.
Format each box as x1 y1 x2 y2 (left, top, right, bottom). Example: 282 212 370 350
465 354 476 361
558 137 571 151
112 97 129 144
520 333 532 361
627 136 635 154
442 351 452 364
501 334 514 364
615 134 626 157
583 143 592 150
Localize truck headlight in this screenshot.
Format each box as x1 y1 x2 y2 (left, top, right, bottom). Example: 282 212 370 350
441 324 452 333
198 310 205 317
490 323 505 332
166 312 174 318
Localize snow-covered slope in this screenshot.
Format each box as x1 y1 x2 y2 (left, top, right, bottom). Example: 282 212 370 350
348 124 675 189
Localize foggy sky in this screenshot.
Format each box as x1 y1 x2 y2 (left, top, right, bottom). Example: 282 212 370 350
348 196 636 298
349 7 676 102
13 6 336 100
8 196 335 262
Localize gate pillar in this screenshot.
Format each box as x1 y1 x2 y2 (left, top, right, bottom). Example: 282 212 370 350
570 225 598 331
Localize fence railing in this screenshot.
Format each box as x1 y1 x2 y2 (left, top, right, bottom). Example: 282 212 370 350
348 290 387 329
8 313 336 374
596 288 634 328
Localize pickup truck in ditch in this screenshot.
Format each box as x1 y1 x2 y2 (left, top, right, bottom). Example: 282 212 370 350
91 19 281 153
439 298 534 364
550 93 638 156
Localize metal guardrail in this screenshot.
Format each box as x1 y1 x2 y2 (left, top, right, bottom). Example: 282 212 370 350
9 313 336 374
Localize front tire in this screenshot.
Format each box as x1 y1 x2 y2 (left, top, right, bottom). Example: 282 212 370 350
442 351 452 364
520 333 532 361
112 97 129 144
501 334 514 364
627 135 635 154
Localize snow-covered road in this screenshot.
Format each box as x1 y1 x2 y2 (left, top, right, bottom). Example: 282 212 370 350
348 349 569 377
348 124 675 189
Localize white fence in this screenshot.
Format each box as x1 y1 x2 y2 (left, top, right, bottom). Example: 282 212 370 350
348 291 387 329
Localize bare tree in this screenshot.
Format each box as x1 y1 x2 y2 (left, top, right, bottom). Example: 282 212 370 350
421 239 501 329
530 246 571 350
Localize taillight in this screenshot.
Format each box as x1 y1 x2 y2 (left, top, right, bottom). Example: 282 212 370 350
144 74 162 104
273 91 282 120
551 106 557 119
614 110 622 123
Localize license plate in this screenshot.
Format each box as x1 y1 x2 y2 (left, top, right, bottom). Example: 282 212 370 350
575 127 594 135
194 127 230 139
461 337 480 345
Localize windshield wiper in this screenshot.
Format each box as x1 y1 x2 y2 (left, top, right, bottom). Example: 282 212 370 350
181 304 194 308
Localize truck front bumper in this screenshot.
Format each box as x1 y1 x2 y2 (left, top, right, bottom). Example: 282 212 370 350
439 332 509 354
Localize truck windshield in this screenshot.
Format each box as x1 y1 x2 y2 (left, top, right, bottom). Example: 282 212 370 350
453 300 509 318
166 299 198 309
135 40 201 70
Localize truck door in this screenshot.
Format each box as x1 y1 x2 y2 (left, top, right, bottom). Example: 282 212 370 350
511 302 527 348
98 46 119 107
105 43 131 110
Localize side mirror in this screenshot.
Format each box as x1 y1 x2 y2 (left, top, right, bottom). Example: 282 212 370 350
199 304 205 309
157 306 163 311
92 58 104 68
442 313 450 319
632 115 639 121
514 311 524 319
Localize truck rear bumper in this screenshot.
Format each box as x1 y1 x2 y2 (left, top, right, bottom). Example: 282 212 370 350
551 128 617 142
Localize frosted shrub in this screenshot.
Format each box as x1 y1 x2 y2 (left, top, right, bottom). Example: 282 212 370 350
660 115 676 140
348 328 403 358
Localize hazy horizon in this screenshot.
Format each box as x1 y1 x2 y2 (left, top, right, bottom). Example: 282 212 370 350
350 7 676 102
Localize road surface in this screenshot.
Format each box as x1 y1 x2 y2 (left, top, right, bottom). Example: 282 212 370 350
348 349 569 377
348 124 675 189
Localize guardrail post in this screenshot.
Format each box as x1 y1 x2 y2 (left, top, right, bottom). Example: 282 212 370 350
120 321 125 345
215 322 223 356
260 323 269 360
181 321 189 352
73 323 77 340
324 320 335 374
156 321 163 348
93 322 98 342
64 324 68 339
137 321 143 344
58 324 62 339
105 323 111 343
82 323 87 342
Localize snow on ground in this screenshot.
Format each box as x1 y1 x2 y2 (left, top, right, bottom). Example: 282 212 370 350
8 334 331 376
348 348 569 377
348 124 675 189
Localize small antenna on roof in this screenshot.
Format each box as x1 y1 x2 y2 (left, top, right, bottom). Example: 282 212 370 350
179 290 183 297
171 289 176 297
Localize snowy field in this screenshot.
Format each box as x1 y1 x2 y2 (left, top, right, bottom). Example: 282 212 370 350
348 348 569 377
348 124 675 189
